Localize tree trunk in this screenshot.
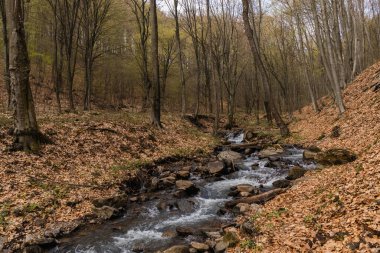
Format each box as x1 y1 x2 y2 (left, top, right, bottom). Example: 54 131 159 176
174 0 186 117
0 0 11 110
241 0 289 136
7 0 40 152
150 0 162 128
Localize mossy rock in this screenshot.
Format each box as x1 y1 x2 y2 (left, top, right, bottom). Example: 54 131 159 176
286 166 306 180
316 149 357 166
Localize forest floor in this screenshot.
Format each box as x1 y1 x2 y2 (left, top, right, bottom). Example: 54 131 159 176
0 110 219 251
234 62 380 252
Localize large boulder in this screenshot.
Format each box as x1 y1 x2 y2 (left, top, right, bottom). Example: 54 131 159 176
272 179 291 188
208 161 226 175
176 180 199 196
217 151 243 163
163 245 190 253
286 166 307 180
316 149 357 165
303 150 318 160
258 147 284 158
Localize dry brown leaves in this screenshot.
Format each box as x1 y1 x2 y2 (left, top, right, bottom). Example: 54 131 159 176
0 111 216 250
234 62 380 252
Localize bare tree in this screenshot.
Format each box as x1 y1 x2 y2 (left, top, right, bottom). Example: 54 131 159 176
7 0 40 152
0 0 11 110
150 0 162 128
242 0 289 137
81 0 111 111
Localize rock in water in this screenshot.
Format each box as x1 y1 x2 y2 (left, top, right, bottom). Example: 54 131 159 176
316 149 357 165
208 161 226 175
303 150 318 160
217 151 243 163
258 147 284 158
286 166 307 180
175 180 199 196
163 245 190 253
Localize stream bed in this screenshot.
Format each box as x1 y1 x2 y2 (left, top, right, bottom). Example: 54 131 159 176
48 133 316 253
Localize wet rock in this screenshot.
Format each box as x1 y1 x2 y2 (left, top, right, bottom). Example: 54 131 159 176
240 192 251 197
266 161 282 168
174 190 188 198
176 227 201 236
272 179 291 188
258 146 284 158
157 200 177 211
177 199 195 212
286 166 307 180
177 170 190 179
93 206 118 220
244 130 257 142
189 248 197 253
159 176 176 188
24 234 56 248
303 150 318 160
217 151 243 163
190 242 210 252
150 177 159 191
92 194 128 208
208 161 226 176
241 221 259 236
23 246 43 253
129 197 139 202
163 245 190 253
235 184 256 193
162 230 177 238
316 149 357 165
176 180 199 196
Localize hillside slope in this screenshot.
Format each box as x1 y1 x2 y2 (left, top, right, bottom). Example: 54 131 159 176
236 62 380 252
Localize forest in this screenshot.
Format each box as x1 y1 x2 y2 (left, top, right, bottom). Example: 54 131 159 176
0 0 379 252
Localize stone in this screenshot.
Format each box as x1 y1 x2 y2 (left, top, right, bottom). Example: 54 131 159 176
93 206 118 220
24 234 56 247
190 242 210 251
163 245 190 253
157 200 177 211
177 199 195 212
23 246 43 253
159 176 176 188
286 166 307 180
240 192 251 197
208 161 226 175
176 227 199 236
217 151 243 163
177 170 190 179
150 177 159 191
205 232 222 239
162 230 177 238
235 184 255 193
222 231 239 247
258 147 284 158
92 194 128 208
272 179 291 188
240 221 259 236
236 203 250 213
316 149 357 166
303 150 318 160
214 241 229 253
176 180 199 195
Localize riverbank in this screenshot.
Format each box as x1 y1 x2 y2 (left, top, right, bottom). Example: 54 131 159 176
234 62 380 252
0 112 218 252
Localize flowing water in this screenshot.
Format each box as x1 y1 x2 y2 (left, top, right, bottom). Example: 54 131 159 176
49 135 315 253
